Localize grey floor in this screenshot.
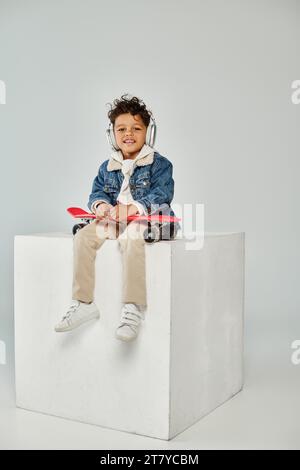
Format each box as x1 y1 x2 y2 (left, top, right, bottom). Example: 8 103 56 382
1 341 299 450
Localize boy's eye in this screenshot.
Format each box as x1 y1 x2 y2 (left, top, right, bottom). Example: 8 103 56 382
117 128 141 132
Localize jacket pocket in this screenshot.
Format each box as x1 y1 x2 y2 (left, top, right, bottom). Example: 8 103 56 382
134 176 151 195
103 184 119 194
135 179 150 188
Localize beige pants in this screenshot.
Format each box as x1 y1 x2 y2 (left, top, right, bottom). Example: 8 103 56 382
72 218 149 307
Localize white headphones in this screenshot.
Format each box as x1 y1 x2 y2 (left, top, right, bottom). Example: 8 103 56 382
106 114 157 151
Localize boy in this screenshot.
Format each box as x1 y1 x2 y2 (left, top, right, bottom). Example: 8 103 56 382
54 94 179 341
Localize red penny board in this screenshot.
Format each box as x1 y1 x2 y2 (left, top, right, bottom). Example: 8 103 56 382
67 206 181 223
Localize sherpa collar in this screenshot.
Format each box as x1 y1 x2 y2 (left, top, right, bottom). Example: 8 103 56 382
107 144 155 171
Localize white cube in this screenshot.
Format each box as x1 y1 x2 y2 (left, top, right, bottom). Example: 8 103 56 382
14 231 245 440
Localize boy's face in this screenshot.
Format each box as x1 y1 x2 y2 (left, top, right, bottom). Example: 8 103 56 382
114 113 147 159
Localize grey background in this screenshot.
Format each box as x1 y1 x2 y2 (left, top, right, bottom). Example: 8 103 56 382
0 0 299 449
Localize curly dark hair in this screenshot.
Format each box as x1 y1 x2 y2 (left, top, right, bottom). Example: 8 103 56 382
106 93 153 128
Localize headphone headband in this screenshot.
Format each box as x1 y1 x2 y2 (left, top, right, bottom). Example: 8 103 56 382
106 114 157 151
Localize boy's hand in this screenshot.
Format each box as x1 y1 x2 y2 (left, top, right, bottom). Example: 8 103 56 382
109 203 139 222
95 202 114 220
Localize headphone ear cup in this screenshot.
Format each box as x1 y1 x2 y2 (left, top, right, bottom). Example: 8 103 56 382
145 124 151 146
145 118 157 147
110 128 119 150
106 123 120 151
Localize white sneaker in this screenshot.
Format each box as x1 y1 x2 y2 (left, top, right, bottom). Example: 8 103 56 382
115 303 145 342
54 300 100 332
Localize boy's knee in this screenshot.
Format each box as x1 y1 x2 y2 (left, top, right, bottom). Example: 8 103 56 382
74 221 98 241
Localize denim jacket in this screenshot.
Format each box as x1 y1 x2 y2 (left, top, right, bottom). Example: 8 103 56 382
87 147 180 230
